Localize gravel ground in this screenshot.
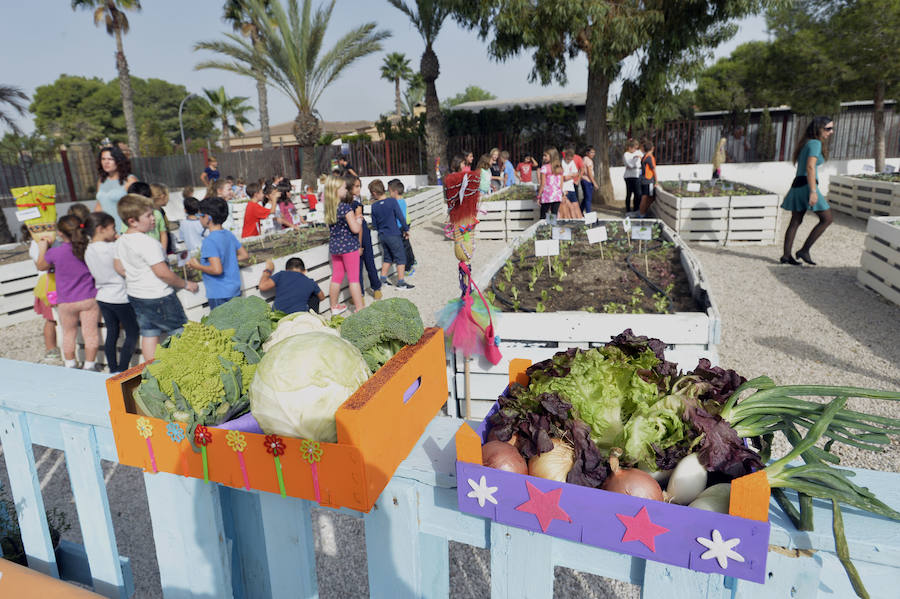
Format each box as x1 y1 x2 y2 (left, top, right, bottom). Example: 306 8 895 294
1 208 898 598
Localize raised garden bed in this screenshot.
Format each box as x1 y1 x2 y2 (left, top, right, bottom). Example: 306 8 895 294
0 248 41 328
653 180 779 246
858 216 900 307
476 185 540 241
828 174 900 219
450 219 720 420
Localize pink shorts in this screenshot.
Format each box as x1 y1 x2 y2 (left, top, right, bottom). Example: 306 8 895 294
331 250 360 284
34 297 55 321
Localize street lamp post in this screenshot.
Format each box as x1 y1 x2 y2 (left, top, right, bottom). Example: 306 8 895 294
179 93 198 183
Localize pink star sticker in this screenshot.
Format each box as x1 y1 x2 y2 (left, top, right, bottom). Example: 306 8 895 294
515 481 572 532
616 506 669 552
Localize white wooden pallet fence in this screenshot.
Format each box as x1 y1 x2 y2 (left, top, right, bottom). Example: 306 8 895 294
653 186 779 246
475 185 540 242
858 216 900 308
828 175 900 220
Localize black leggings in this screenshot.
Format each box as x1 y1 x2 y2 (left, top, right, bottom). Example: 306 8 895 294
539 202 560 219
98 300 139 373
624 177 641 213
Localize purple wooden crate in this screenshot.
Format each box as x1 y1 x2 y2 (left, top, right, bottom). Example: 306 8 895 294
456 399 770 584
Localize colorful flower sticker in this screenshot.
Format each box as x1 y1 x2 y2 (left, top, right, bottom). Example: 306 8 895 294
226 430 247 453
136 417 153 439
300 440 323 464
194 425 212 447
265 434 285 457
697 529 745 569
166 422 185 443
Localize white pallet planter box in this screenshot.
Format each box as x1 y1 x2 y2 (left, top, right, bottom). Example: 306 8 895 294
404 186 446 225
858 216 900 308
0 257 41 328
449 219 721 420
653 184 779 246
828 175 900 219
475 185 540 241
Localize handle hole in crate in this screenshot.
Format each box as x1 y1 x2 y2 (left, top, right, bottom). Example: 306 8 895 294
403 377 421 404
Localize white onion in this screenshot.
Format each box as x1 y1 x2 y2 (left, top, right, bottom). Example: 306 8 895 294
666 453 708 505
528 439 574 482
688 483 731 513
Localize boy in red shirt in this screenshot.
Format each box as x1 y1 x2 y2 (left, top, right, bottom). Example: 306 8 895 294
303 184 317 213
516 155 538 183
241 181 271 238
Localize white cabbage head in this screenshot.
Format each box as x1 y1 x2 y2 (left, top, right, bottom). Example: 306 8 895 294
262 311 337 352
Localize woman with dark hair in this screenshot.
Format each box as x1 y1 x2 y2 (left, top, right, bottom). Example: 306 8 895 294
94 145 138 232
780 116 835 265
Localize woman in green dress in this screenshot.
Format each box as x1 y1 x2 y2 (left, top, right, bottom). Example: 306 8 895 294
780 116 835 265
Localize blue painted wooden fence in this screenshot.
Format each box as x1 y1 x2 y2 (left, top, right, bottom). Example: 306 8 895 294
0 357 899 598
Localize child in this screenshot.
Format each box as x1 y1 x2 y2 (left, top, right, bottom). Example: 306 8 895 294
501 150 516 187
187 197 248 310
347 176 383 301
324 174 365 314
150 183 175 254
303 184 318 214
242 182 272 238
201 156 220 186
581 146 597 214
537 148 563 224
85 211 139 373
126 182 168 248
23 224 60 363
67 203 91 223
212 179 236 232
35 214 101 370
559 147 583 220
638 141 657 218
623 139 643 216
516 155 537 184
114 194 198 361
258 257 325 314
387 178 417 277
180 196 205 253
477 154 492 196
370 180 414 289
234 177 247 199
275 181 304 229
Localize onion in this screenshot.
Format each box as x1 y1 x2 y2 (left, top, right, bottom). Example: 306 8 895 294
482 441 527 474
666 453 708 505
688 483 731 513
601 448 663 501
528 438 574 482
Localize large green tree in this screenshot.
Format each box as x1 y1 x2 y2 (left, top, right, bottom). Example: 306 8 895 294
388 0 450 184
30 74 215 150
224 0 389 186
441 85 496 110
693 41 782 113
194 0 273 150
450 1 769 205
72 0 142 156
767 0 900 170
380 52 414 117
202 87 254 152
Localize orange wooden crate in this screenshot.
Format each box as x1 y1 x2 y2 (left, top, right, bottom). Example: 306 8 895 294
107 327 448 512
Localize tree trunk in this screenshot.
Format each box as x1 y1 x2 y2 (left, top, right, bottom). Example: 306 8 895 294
293 110 321 189
222 117 231 152
873 79 885 172
421 44 447 185
395 78 403 117
585 63 614 206
254 35 272 150
0 210 13 244
114 28 140 157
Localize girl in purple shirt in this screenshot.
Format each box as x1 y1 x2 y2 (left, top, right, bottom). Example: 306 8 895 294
36 215 101 370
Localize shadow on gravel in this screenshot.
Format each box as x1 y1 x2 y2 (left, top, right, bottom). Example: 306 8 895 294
768 265 900 380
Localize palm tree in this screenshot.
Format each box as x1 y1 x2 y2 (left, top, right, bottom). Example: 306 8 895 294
203 87 254 152
72 0 142 156
403 73 425 116
194 0 273 150
233 0 390 186
380 52 413 117
0 85 28 136
388 0 449 184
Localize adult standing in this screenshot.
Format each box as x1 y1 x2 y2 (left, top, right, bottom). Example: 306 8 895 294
581 146 597 214
200 156 220 187
780 117 835 266
712 138 727 179
623 139 643 216
94 145 138 232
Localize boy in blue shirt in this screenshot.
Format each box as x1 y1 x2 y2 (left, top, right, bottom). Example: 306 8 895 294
501 150 517 187
369 180 414 289
388 178 417 276
187 197 248 309
258 257 325 314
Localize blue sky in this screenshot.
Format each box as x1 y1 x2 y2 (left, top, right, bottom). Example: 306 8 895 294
4 2 768 134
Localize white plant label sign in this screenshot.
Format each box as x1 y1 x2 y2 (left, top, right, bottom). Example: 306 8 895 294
16 207 41 222
623 216 632 230
886 164 897 173
686 182 701 192
863 164 876 172
551 226 572 241
534 239 560 257
632 225 652 240
586 226 607 244
583 211 598 225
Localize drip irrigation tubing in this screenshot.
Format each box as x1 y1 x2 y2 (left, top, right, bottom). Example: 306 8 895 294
488 238 676 314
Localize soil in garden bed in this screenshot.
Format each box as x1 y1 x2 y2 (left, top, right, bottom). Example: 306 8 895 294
489 223 701 314
480 184 537 202
851 173 900 183
658 180 770 197
0 244 30 266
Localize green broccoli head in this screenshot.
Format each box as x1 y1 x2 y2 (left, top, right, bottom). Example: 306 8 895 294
339 298 424 372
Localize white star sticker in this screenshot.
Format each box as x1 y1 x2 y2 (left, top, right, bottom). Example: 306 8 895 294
696 529 745 569
466 475 499 508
